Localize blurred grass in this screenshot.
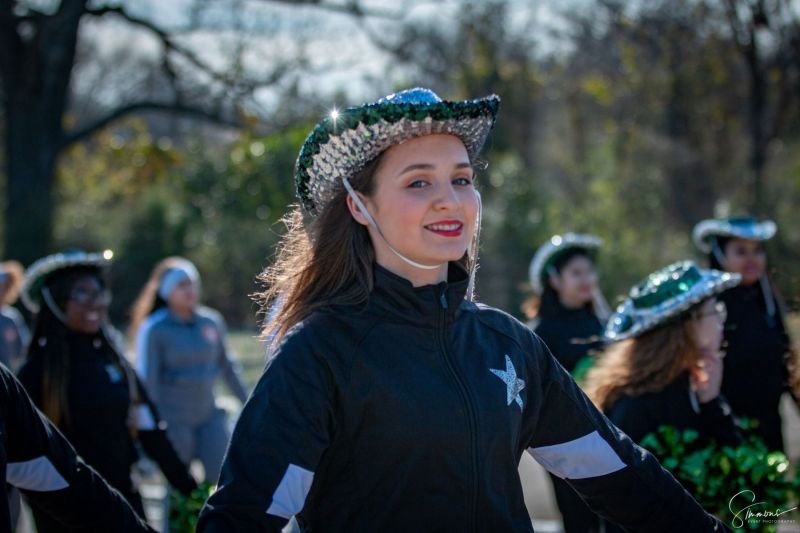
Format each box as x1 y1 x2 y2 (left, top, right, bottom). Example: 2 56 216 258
228 329 267 389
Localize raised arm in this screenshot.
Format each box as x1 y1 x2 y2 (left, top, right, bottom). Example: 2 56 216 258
525 335 731 532
2 364 155 532
198 327 334 532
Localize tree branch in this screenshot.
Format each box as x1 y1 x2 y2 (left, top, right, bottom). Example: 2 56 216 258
60 100 241 148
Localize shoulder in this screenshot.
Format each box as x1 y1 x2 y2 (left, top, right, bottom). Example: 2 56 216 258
138 308 171 338
1 305 24 323
463 301 547 357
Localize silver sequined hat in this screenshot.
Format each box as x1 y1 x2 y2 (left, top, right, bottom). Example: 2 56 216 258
529 233 602 294
604 261 741 342
21 250 114 312
295 87 500 216
692 216 776 253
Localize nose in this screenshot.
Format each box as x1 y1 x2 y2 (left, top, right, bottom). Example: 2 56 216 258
433 181 460 211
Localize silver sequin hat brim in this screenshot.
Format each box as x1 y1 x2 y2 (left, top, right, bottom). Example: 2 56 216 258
21 251 113 312
529 233 602 294
604 266 741 342
294 88 500 216
692 218 776 253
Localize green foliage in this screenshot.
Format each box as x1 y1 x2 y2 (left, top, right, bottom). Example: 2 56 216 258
640 423 800 532
169 481 216 533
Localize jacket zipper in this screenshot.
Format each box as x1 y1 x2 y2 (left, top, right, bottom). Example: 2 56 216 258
437 290 479 532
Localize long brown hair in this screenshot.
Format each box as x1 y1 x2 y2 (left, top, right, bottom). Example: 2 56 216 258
585 316 701 412
128 256 191 351
256 152 472 345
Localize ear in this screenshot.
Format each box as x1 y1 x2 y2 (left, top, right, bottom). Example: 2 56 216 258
346 191 371 227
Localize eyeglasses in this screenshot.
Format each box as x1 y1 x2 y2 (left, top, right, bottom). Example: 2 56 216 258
69 288 112 306
694 301 727 323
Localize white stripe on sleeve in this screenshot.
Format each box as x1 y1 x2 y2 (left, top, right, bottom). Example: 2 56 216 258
528 430 626 480
266 463 314 519
7 455 70 491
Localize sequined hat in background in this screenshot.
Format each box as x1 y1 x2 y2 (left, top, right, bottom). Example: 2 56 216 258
692 216 777 254
21 250 114 312
294 87 500 216
528 233 602 294
604 261 741 342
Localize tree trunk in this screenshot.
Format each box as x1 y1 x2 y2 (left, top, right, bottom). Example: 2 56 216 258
1 1 87 265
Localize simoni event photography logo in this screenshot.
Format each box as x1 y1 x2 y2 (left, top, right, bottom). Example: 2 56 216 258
728 489 798 529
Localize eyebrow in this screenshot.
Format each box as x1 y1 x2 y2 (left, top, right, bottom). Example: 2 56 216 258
396 162 473 177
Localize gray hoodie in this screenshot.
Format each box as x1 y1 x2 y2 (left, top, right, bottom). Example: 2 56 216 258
135 306 248 425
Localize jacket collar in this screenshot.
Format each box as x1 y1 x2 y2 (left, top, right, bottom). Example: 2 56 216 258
369 261 470 327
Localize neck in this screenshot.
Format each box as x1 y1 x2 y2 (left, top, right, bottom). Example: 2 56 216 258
169 305 194 320
374 253 449 287
558 294 587 310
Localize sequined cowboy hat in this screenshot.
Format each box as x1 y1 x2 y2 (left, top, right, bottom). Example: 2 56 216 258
692 216 776 254
528 233 602 294
604 261 741 342
294 87 500 216
21 250 114 312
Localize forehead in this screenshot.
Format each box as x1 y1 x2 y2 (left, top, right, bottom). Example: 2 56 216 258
377 134 470 172
70 274 102 290
727 237 762 249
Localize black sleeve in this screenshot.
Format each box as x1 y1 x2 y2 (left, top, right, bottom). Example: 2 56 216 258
525 336 732 533
198 327 334 533
0 364 155 532
132 376 198 496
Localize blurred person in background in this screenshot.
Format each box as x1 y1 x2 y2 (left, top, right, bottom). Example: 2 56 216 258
0 260 29 372
17 250 197 532
130 257 249 484
694 216 798 451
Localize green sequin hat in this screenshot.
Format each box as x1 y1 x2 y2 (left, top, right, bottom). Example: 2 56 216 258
21 250 114 312
294 87 500 216
692 216 776 254
605 261 741 342
528 233 602 294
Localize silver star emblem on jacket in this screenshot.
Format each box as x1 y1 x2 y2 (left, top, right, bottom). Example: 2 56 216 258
490 355 525 409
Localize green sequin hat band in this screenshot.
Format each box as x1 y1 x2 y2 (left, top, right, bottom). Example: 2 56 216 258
692 216 776 253
605 260 741 342
528 233 602 294
21 250 114 313
294 87 500 216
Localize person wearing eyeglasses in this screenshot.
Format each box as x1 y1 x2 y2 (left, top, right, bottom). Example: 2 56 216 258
585 261 744 532
586 261 744 448
693 216 797 452
16 251 197 532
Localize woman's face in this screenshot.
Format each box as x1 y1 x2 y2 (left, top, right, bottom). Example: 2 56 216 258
167 277 199 312
549 255 597 308
722 238 766 285
690 298 726 354
64 275 109 334
351 134 478 284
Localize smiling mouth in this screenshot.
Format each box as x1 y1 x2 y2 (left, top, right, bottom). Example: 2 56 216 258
425 222 464 237
85 312 101 322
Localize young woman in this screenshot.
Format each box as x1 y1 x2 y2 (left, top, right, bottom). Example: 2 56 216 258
198 88 731 532
693 216 797 451
130 257 249 483
525 234 609 533
586 261 744 532
17 251 197 531
587 261 743 446
0 260 29 372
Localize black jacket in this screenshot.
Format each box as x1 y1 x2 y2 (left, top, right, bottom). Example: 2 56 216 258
18 331 196 504
719 283 793 451
0 363 154 532
607 371 742 447
199 263 731 532
533 304 603 373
